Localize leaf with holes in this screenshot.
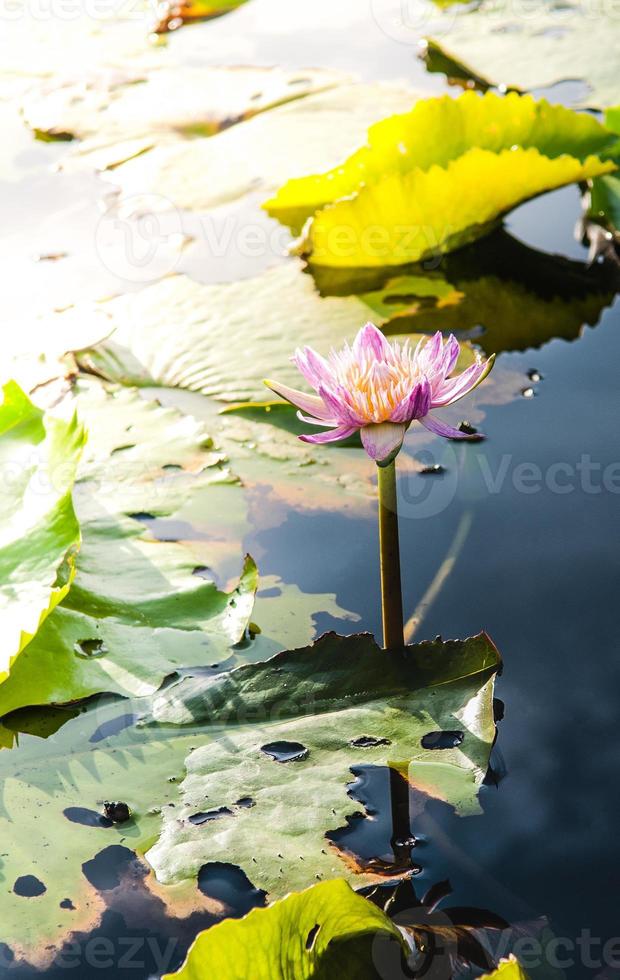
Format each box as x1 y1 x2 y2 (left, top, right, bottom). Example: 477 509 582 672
0 379 257 718
163 879 406 980
0 382 85 686
145 631 501 900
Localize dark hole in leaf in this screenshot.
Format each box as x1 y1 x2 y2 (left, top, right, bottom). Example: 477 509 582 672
328 766 421 876
493 698 505 722
197 863 267 916
59 898 76 910
81 845 141 891
189 807 233 825
349 735 392 748
305 923 321 951
64 807 113 829
89 713 137 744
74 638 107 660
235 797 256 808
257 586 282 598
13 875 46 898
260 741 309 763
421 731 465 750
128 511 156 521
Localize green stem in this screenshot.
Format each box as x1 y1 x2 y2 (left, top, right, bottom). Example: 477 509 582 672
377 460 404 650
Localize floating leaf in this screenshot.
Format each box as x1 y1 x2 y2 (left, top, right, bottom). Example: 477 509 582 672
0 382 85 685
0 698 204 962
99 83 420 212
265 92 618 230
263 92 617 266
146 631 501 899
0 380 256 717
307 146 613 267
163 879 406 980
424 2 620 109
22 66 345 156
71 262 476 402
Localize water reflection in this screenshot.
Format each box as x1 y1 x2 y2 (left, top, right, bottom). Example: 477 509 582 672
308 226 619 356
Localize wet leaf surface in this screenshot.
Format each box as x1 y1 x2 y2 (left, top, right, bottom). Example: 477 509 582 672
146 631 501 899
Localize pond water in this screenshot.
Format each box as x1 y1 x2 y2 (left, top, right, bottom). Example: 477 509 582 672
2 1 620 978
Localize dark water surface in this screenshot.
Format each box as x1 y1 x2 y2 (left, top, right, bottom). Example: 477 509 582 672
3 2 620 979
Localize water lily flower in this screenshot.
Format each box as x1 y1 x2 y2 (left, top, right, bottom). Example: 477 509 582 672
265 323 494 466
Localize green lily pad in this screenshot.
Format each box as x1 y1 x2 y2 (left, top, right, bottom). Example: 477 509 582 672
0 631 500 961
163 879 406 980
0 697 204 962
0 382 85 685
146 631 501 899
0 380 257 717
264 92 617 267
424 2 620 109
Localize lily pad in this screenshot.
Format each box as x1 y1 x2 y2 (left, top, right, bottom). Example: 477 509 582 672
22 66 346 159
0 698 205 962
99 83 421 211
146 631 501 899
0 382 85 685
0 380 257 717
265 92 618 228
163 879 406 980
263 92 617 267
424 2 620 109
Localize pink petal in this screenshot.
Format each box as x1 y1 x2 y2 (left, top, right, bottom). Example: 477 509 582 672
318 383 365 426
431 355 495 408
264 379 335 421
360 421 407 464
420 414 482 440
391 378 432 423
441 334 460 376
299 423 358 445
352 322 391 360
292 346 335 389
297 412 340 427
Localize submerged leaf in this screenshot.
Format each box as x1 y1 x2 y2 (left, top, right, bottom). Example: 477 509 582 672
146 631 501 899
0 382 85 684
163 879 405 980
